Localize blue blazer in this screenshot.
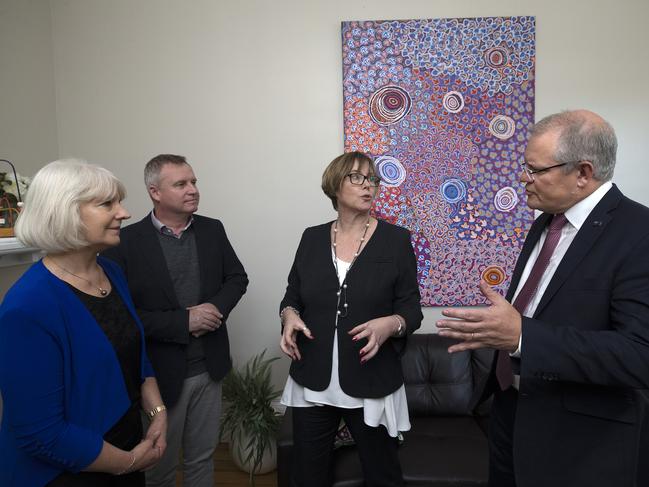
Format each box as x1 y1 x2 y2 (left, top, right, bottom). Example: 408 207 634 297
0 257 154 487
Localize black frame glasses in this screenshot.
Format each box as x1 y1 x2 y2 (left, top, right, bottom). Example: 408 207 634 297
346 173 381 187
520 162 568 180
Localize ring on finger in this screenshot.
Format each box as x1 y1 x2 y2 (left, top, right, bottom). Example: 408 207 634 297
471 332 475 340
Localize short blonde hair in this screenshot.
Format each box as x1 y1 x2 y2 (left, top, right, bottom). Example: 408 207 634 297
15 159 126 253
321 151 376 210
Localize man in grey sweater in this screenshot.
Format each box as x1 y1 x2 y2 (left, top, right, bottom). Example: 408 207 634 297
105 154 248 487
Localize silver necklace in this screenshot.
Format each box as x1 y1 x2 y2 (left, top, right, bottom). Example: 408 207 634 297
332 217 370 318
48 258 109 296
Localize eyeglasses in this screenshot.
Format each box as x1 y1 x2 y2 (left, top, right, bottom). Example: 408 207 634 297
346 173 381 187
520 162 568 181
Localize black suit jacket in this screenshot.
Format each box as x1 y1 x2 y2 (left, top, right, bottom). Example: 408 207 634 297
280 219 423 398
104 214 248 407
479 185 649 487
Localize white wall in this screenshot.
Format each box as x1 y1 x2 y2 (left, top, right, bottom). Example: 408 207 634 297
2 0 648 388
0 0 58 172
0 0 58 298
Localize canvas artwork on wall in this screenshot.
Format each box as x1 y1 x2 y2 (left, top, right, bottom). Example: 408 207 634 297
342 16 536 306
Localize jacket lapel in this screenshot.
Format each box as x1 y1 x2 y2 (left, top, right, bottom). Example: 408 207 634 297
533 185 622 316
192 216 209 300
506 213 552 301
136 214 179 305
322 221 340 286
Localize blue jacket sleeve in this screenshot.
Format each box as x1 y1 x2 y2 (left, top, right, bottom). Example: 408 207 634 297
0 307 103 472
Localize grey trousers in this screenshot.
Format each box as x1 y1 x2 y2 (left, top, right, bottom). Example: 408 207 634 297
146 372 222 487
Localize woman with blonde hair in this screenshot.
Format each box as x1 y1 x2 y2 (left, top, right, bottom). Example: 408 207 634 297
0 159 167 487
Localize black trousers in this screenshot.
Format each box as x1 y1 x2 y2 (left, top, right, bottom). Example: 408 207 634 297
488 387 518 487
291 405 402 487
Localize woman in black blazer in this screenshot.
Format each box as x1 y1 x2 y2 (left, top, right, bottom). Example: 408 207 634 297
279 151 423 487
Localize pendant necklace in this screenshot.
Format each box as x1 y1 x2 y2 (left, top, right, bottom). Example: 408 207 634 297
48 257 109 296
332 217 370 318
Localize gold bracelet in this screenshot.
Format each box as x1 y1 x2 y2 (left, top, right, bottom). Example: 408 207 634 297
117 452 136 475
147 404 166 419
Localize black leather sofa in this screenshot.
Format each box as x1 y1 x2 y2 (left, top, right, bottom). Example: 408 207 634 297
276 333 493 486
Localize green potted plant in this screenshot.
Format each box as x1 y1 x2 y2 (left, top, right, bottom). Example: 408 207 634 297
221 349 281 486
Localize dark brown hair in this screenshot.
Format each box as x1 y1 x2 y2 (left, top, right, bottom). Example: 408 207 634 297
321 151 376 210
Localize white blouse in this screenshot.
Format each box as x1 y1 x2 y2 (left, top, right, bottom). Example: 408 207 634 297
281 256 410 438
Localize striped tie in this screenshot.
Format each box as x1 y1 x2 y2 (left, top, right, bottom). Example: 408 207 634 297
496 213 568 390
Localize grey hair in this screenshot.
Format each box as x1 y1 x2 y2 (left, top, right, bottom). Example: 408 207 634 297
144 154 188 188
531 111 617 181
15 159 126 253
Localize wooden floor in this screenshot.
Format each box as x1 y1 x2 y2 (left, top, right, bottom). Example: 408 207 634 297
175 443 278 487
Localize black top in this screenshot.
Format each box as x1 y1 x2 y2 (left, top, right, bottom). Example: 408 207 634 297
280 219 423 398
69 284 142 447
47 283 145 486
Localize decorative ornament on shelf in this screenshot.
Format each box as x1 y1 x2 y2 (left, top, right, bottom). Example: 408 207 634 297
0 159 30 238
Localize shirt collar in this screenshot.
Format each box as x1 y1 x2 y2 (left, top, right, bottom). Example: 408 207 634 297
564 181 613 231
150 211 194 238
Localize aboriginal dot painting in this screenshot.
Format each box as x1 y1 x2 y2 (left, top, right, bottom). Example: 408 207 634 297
342 17 536 306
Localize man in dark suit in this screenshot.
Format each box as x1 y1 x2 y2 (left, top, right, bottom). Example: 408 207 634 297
437 110 649 487
105 154 248 487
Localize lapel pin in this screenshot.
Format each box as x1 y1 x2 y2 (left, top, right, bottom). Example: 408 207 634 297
592 220 603 226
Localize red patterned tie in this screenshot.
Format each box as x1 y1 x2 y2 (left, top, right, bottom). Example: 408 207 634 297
496 213 568 390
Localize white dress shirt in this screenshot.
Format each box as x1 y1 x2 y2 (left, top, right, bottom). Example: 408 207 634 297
512 181 613 361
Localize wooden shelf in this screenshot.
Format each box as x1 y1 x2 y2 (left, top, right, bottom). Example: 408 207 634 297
0 237 42 268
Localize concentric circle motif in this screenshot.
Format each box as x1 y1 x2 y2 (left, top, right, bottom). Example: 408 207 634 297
375 155 406 187
368 85 412 126
442 91 465 113
482 265 506 286
440 178 467 204
489 115 516 140
484 46 509 68
494 186 519 212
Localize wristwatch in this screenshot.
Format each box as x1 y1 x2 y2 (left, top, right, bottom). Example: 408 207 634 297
147 405 167 419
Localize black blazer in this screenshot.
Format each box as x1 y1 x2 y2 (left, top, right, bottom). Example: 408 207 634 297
478 185 649 487
104 214 248 407
280 219 423 398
